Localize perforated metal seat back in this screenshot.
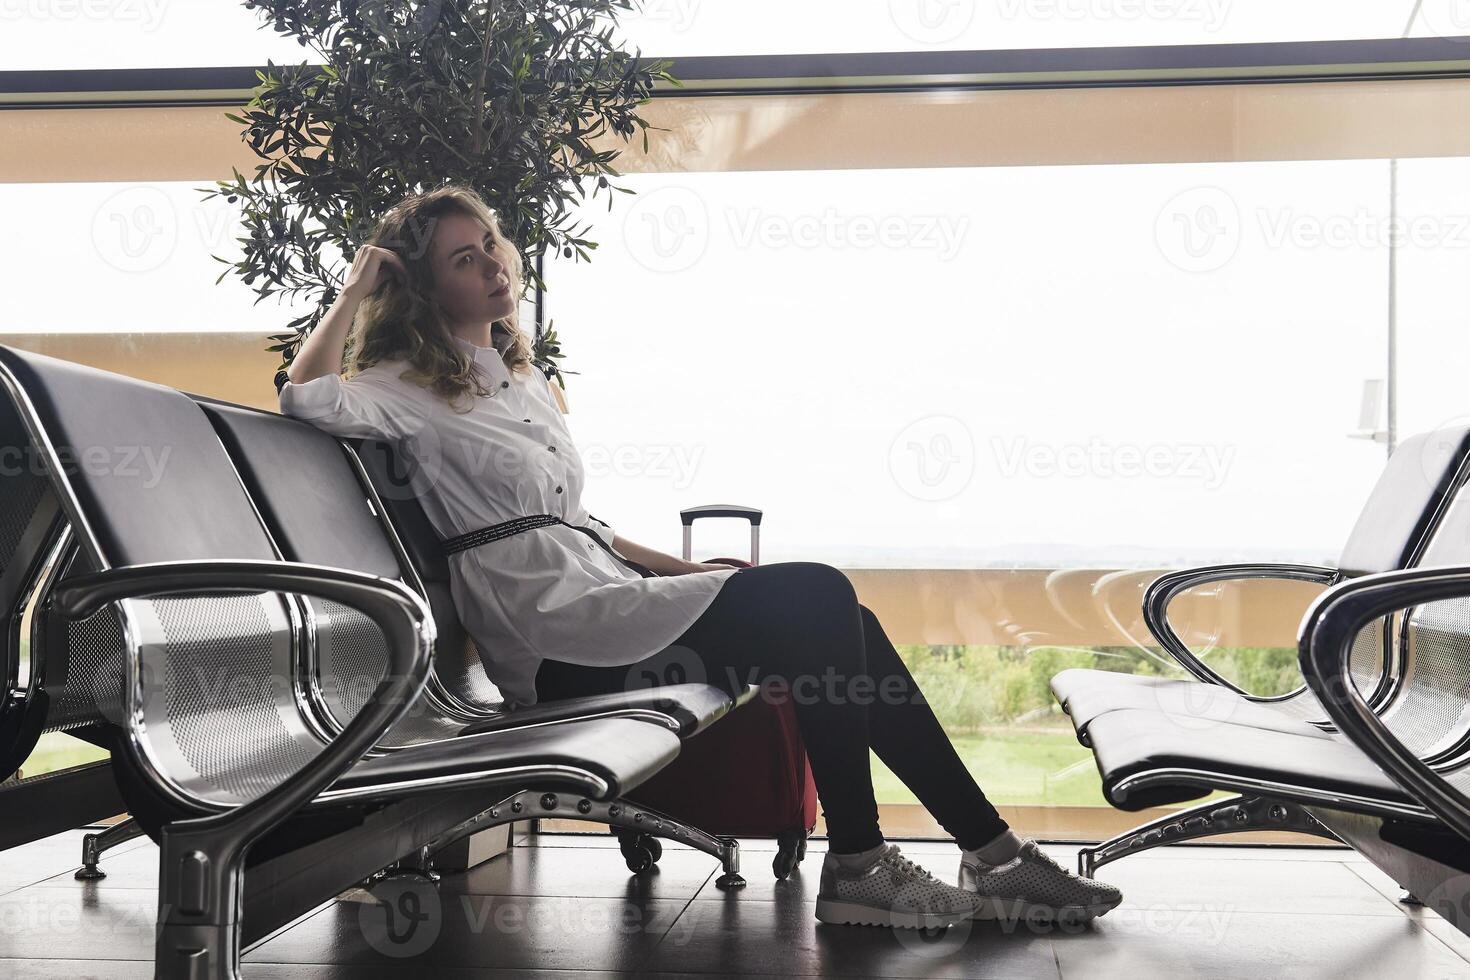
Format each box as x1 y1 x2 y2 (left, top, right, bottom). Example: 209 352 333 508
38 542 126 733
30 533 316 809
1346 616 1387 700
305 596 471 746
0 345 328 808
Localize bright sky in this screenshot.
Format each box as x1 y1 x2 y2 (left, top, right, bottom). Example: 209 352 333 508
9 155 1470 567
5 4 1470 567
0 1 1454 71
540 158 1470 567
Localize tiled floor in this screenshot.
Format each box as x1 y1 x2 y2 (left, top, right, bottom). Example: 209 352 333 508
0 828 1467 978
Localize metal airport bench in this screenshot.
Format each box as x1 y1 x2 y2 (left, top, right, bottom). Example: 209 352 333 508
1301 553 1470 933
1049 425 1470 873
0 344 752 979
1053 424 1470 745
1059 433 1470 929
0 381 130 852
193 394 754 872
31 379 757 878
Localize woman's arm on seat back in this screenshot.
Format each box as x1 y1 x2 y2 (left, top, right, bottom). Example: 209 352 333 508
279 370 418 442
280 245 413 441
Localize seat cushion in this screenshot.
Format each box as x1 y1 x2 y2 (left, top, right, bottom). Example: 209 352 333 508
1052 668 1334 741
1052 668 1173 712
1086 707 1417 814
333 716 680 800
460 682 755 740
199 400 402 577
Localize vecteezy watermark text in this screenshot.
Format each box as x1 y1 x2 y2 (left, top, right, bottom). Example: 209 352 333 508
0 0 169 29
726 207 970 262
992 436 1235 489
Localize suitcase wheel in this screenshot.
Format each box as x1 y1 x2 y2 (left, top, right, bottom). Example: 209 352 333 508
773 829 807 880
617 831 662 874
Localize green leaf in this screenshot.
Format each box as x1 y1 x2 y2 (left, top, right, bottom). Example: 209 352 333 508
228 0 669 395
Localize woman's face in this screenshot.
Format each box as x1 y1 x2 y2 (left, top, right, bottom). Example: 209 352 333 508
427 211 518 329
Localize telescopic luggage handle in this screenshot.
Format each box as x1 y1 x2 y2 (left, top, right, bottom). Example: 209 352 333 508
680 504 763 564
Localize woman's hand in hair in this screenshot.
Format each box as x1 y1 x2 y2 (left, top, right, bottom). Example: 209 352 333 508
343 245 409 302
287 247 405 384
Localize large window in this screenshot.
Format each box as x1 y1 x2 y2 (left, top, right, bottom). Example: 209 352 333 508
1397 155 1470 437
8 40 1470 835
545 159 1402 569
0 181 311 334
535 80 1470 832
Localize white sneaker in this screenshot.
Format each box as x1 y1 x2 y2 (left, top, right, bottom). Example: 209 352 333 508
959 840 1123 925
816 842 982 929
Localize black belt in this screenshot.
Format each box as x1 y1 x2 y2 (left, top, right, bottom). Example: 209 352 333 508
441 514 656 579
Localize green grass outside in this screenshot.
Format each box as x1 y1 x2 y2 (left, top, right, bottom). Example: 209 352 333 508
23 720 1110 805
17 732 108 779
870 721 1106 807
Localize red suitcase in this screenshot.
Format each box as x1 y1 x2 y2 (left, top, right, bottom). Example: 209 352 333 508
615 505 819 880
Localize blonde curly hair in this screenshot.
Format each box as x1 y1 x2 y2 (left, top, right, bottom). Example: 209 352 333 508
342 183 537 413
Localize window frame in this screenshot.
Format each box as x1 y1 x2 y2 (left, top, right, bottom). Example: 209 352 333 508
6 35 1470 107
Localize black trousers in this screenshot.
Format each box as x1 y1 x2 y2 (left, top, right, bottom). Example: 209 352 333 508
534 560 1010 853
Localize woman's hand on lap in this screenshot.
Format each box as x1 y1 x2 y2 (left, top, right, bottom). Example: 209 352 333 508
669 559 740 575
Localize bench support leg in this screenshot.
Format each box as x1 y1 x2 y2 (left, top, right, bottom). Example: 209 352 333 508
424 788 746 889
1078 795 1341 877
74 816 144 880
154 823 248 980
394 844 441 882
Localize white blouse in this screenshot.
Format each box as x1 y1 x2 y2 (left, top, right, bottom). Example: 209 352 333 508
277 332 739 707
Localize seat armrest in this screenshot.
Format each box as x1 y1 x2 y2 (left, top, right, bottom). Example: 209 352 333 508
1144 563 1338 696
52 559 434 824
1301 565 1470 843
